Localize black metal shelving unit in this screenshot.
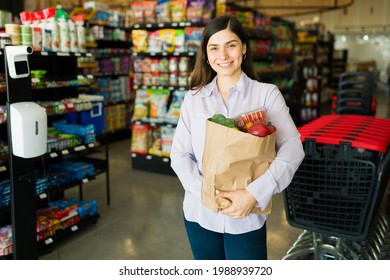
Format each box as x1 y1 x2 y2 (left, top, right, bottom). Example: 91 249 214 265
0 50 110 259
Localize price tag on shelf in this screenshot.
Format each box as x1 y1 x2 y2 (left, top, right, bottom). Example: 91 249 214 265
71 225 79 232
188 52 195 56
173 52 179 56
77 75 85 80
88 143 95 148
158 23 164 27
57 52 70 56
86 53 93 57
39 193 48 199
45 238 54 245
62 149 69 155
134 24 140 29
146 24 152 28
41 51 49 56
50 152 58 158
131 153 137 158
31 78 40 83
162 158 169 163
172 22 178 27
75 52 81 56
82 178 89 184
146 155 152 160
185 22 191 26
0 166 7 172
75 145 86 151
179 22 185 27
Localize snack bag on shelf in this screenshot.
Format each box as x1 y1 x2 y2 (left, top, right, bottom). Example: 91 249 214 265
156 0 171 23
132 29 148 52
131 123 149 155
159 29 176 53
148 89 170 122
201 109 276 214
133 89 149 120
170 0 187 22
148 125 162 156
165 90 186 124
161 125 175 157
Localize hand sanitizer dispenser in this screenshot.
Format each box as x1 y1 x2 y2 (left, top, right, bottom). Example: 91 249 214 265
10 102 47 158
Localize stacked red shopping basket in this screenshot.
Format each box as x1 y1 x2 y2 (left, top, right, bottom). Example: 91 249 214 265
284 115 390 241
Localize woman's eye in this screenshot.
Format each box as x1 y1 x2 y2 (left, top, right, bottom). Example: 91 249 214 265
227 43 236 49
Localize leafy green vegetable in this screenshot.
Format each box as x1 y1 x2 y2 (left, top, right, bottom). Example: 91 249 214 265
211 114 237 129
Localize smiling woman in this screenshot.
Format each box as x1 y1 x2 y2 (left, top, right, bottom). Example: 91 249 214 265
170 15 305 260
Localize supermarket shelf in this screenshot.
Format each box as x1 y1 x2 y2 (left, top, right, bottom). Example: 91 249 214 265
133 51 196 57
132 21 204 30
131 153 175 176
0 213 100 260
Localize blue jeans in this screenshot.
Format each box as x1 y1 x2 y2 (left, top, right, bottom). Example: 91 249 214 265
184 217 267 260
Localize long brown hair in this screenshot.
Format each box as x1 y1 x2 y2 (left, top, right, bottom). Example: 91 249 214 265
190 15 256 92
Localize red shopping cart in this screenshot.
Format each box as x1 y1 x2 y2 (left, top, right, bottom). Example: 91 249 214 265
283 115 390 259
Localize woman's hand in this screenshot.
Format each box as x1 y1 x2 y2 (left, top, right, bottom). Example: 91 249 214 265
217 190 257 218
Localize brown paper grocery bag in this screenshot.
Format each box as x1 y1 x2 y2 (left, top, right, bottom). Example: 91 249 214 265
202 119 275 214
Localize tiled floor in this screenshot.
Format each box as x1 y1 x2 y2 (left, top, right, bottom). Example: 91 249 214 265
39 90 390 260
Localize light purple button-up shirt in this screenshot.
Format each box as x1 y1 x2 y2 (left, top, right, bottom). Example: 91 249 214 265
170 72 305 234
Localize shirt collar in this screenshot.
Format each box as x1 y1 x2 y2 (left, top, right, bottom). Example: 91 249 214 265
199 71 250 98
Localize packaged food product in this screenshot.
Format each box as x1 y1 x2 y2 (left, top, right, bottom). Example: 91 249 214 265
131 123 150 155
161 125 175 157
159 29 176 53
132 29 148 52
165 90 186 124
148 124 162 156
170 0 187 22
234 107 267 132
133 89 149 120
148 89 170 121
156 0 171 23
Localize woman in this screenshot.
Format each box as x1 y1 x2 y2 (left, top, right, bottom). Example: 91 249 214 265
170 15 304 260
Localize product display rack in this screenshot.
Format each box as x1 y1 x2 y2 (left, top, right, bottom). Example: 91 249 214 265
130 20 204 176
294 24 334 125
0 50 110 258
71 7 134 141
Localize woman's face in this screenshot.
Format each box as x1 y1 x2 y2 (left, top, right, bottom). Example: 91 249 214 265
206 28 246 79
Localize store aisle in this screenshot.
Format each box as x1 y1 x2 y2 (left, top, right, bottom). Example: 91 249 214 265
39 90 390 260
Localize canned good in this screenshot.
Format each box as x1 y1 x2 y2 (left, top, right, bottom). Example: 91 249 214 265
159 58 169 73
151 59 160 72
179 57 189 72
178 73 188 87
169 57 179 72
159 73 169 86
5 23 20 34
169 72 178 86
20 25 32 35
